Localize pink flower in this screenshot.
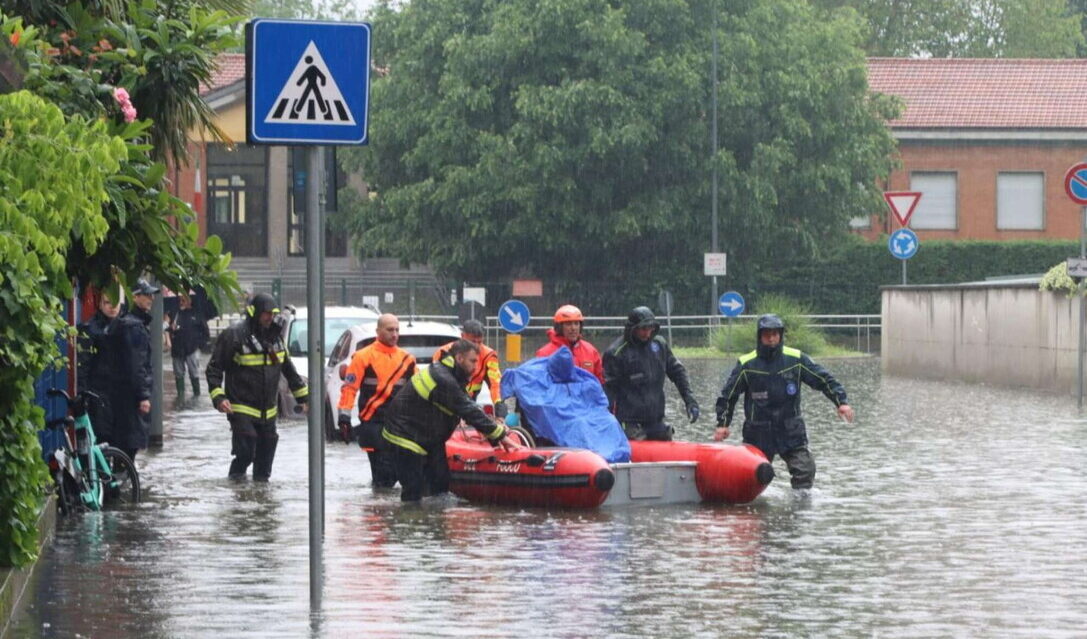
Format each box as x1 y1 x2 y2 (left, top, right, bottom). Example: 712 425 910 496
113 87 130 105
122 105 137 123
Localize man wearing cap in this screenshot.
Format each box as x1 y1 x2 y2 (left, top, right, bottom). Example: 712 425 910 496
603 306 699 441
206 293 309 481
432 319 507 420
713 313 854 490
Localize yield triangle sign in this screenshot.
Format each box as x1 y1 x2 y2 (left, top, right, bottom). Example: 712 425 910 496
264 41 356 126
883 191 922 227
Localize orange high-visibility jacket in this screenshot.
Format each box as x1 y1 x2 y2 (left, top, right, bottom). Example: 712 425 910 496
432 340 501 402
338 340 415 422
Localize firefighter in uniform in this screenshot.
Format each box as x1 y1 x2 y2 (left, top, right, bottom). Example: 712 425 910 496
383 339 520 502
432 319 507 420
713 314 854 489
206 293 308 481
337 313 416 488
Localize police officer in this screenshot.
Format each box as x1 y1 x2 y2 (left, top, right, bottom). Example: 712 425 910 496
603 306 699 441
383 339 520 502
713 314 854 489
206 293 309 481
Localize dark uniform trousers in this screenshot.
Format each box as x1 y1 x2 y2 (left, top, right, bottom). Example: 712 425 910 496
358 419 398 488
229 414 279 480
391 443 450 502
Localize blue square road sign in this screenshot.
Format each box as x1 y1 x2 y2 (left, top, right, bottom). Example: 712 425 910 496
247 19 371 145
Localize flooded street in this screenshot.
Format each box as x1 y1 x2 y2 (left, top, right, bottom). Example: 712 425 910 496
12 357 1087 638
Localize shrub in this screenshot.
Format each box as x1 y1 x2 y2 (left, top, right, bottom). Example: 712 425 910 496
709 294 830 355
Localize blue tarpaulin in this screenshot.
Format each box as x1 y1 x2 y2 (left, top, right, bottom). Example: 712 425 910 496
502 347 631 463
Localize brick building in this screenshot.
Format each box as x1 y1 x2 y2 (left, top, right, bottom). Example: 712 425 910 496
863 58 1087 241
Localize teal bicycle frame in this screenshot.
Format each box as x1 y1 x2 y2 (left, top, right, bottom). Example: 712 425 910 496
48 389 124 512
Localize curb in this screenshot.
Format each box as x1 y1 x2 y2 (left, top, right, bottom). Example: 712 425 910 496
0 495 56 639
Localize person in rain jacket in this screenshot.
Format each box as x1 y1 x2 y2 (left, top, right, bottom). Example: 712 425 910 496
382 339 519 502
78 288 152 462
167 291 210 404
206 293 308 481
713 314 854 489
535 304 604 384
603 306 700 441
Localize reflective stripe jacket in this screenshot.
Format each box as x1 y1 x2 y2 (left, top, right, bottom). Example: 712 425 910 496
206 319 308 421
714 346 846 454
535 329 604 385
383 356 506 454
338 340 415 422
433 340 501 402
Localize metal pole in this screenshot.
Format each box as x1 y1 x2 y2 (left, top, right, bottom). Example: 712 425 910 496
306 146 325 608
901 259 907 286
1079 206 1085 408
710 5 719 316
149 282 164 447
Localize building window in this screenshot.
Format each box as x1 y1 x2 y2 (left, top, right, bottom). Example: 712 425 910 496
909 172 957 230
997 172 1044 230
849 215 871 230
206 144 268 257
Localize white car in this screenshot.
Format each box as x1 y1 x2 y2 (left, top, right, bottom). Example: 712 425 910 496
278 305 380 418
322 320 494 441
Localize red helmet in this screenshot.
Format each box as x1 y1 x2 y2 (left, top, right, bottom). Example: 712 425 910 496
553 304 584 324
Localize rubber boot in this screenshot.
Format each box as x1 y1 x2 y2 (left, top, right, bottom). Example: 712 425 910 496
174 377 186 410
191 377 200 397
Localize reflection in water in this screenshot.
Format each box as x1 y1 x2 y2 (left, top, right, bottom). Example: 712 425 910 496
13 359 1087 637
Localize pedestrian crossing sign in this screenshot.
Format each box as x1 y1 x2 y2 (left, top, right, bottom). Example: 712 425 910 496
247 19 370 145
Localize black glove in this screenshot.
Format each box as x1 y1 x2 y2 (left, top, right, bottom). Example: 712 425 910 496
685 398 700 423
337 412 352 444
494 400 508 419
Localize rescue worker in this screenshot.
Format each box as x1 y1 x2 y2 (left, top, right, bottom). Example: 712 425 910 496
603 306 699 441
432 319 507 420
383 339 521 502
535 304 604 384
713 314 854 489
337 313 415 488
206 293 309 481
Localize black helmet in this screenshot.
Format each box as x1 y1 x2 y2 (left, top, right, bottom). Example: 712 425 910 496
248 293 278 317
627 306 658 329
756 314 785 334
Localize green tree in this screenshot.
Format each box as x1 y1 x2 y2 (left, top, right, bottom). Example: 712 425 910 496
250 0 360 19
816 0 1083 57
339 0 899 303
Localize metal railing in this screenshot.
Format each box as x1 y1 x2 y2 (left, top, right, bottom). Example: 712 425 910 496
209 312 882 353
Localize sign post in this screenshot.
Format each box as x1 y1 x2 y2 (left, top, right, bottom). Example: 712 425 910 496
1063 163 1087 408
718 291 744 353
498 300 531 363
884 191 921 285
247 17 371 609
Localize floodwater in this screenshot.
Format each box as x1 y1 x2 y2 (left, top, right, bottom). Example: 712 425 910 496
12 357 1087 638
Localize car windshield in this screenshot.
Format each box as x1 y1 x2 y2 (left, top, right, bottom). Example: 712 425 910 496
289 318 376 356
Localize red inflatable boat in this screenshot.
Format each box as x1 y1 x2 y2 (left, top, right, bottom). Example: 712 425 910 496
446 427 616 508
446 428 774 508
628 440 775 505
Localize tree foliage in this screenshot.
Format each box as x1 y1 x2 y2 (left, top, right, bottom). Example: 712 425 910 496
340 0 899 294
815 0 1083 57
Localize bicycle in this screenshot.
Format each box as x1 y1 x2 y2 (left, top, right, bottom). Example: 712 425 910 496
44 389 141 515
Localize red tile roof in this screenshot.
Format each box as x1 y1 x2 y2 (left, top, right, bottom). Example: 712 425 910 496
867 57 1087 129
201 53 245 95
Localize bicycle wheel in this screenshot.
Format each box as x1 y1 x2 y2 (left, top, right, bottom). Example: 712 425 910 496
99 446 141 508
54 469 81 516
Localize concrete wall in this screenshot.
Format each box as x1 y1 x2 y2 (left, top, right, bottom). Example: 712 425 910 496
881 283 1079 394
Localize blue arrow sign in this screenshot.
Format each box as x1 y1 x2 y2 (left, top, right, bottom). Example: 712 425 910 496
498 300 531 334
888 228 919 260
247 19 371 145
718 291 745 317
